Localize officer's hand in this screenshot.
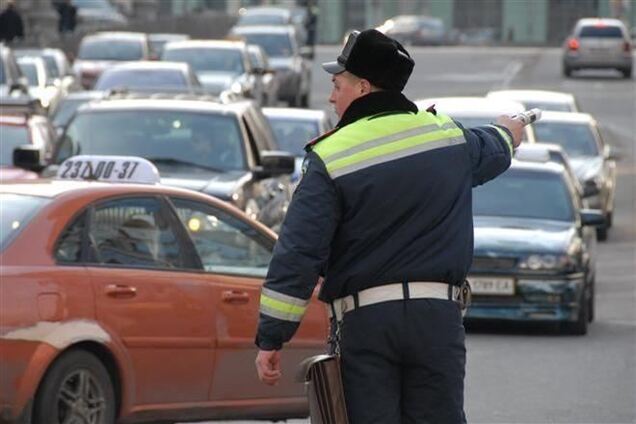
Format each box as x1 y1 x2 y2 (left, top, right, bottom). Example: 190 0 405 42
255 349 282 385
495 115 524 149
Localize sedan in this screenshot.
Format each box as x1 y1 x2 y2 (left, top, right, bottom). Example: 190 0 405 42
0 155 327 423
532 111 617 240
94 61 202 92
487 89 580 112
468 160 604 334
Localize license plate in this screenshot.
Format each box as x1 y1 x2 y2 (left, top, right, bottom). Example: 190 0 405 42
469 277 515 295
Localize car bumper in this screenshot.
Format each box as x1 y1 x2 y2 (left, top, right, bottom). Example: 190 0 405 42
465 275 585 322
563 52 632 69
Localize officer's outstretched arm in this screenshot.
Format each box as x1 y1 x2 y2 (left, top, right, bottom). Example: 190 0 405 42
462 123 514 187
256 152 340 351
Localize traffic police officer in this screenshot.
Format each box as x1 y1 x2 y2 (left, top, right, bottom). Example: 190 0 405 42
255 29 525 423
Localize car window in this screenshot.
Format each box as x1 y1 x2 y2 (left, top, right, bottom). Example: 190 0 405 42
58 110 246 171
533 121 600 157
162 47 245 74
41 55 60 78
55 212 86 263
51 97 92 128
473 169 574 221
0 125 29 165
0 194 50 250
579 26 623 38
18 62 40 86
78 39 143 61
89 197 185 269
171 197 273 277
0 58 6 84
267 117 320 157
95 69 187 90
238 33 293 57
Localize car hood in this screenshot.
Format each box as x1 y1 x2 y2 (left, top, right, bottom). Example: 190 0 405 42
473 216 575 254
0 166 39 181
196 72 236 93
569 156 603 182
160 169 251 200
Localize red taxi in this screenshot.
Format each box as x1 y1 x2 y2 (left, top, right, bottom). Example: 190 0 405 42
0 156 327 423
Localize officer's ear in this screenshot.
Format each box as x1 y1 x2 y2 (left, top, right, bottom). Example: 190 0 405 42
359 78 374 95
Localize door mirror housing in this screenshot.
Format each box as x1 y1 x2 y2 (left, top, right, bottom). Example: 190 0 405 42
254 151 295 178
579 209 605 227
13 145 44 172
299 46 315 60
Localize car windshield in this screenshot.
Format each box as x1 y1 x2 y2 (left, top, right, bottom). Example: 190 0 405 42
239 13 288 25
523 101 572 112
59 110 245 172
18 62 40 86
162 48 244 74
0 125 29 165
267 117 320 156
533 121 599 157
473 169 574 221
51 97 93 128
95 69 187 90
0 194 50 250
238 33 292 57
579 26 623 38
78 40 143 61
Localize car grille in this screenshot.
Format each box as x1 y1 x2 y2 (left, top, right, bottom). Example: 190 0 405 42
471 256 517 270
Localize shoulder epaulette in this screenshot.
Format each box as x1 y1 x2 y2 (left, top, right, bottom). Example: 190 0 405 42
304 127 340 152
426 104 437 115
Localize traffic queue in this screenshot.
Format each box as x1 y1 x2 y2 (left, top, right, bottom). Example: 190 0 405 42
0 10 621 424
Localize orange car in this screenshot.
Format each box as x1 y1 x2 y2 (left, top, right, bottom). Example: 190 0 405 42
0 156 328 423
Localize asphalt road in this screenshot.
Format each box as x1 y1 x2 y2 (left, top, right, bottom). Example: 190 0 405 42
190 45 635 424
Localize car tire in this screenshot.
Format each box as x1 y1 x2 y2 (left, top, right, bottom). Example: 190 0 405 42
596 225 608 241
621 67 632 79
300 91 310 108
563 65 572 77
564 295 589 335
33 349 116 424
588 277 595 323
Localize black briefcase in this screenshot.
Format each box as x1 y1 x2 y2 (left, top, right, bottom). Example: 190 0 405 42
298 354 349 424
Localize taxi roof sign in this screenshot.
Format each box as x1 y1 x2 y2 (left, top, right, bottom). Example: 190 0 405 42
56 156 160 184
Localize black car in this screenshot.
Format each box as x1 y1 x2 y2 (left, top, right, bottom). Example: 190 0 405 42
467 160 604 335
49 94 295 231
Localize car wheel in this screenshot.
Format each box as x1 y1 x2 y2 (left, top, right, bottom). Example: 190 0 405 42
588 277 595 323
596 225 608 241
563 65 572 77
564 294 589 335
33 350 116 424
300 91 310 108
621 67 632 79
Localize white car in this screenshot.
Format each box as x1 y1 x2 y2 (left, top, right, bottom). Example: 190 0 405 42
487 89 580 113
414 96 537 143
532 111 617 240
16 56 64 111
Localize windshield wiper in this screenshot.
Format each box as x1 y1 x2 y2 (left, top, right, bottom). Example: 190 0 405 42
148 158 225 173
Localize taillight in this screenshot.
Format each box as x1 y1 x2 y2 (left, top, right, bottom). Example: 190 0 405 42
624 41 631 53
568 38 579 51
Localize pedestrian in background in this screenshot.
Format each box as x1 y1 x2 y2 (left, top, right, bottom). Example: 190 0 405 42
0 0 24 44
255 28 524 423
55 0 77 35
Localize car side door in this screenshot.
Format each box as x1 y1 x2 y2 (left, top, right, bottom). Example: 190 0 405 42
168 196 327 402
85 195 215 406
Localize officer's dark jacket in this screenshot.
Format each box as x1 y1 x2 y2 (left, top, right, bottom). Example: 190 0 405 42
256 90 513 350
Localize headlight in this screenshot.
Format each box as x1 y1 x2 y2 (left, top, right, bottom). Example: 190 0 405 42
519 254 575 271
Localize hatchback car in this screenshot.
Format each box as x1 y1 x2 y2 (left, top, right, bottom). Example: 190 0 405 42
562 18 633 78
51 94 295 231
487 89 580 113
230 25 312 107
0 155 327 423
94 61 202 92
532 111 617 240
468 160 604 335
415 96 537 143
74 32 151 89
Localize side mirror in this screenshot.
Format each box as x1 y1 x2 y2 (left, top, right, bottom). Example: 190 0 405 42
13 145 44 172
254 151 295 178
603 145 621 161
299 46 315 60
580 209 605 227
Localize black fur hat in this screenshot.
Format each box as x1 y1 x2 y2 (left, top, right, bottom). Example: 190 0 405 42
322 29 415 91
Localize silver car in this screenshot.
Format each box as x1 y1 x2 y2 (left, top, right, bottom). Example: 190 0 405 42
562 18 633 78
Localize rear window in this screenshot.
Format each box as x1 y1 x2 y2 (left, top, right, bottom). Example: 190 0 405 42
579 25 624 38
533 121 600 157
0 194 50 250
78 40 143 61
95 69 187 90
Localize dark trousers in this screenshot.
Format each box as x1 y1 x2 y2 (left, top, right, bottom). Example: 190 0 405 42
339 299 467 424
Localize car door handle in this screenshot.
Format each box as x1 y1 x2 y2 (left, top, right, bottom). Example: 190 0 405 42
222 290 250 305
104 284 137 299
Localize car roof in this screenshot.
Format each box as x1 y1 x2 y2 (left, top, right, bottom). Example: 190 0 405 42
103 61 190 71
576 18 625 28
240 6 291 16
518 142 565 154
163 39 247 50
63 90 106 100
148 33 189 41
415 97 525 116
76 97 251 114
509 158 565 175
262 107 326 120
231 25 295 35
83 31 147 41
487 89 575 103
536 111 595 124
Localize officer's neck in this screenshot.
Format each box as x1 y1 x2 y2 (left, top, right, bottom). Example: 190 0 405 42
337 91 418 128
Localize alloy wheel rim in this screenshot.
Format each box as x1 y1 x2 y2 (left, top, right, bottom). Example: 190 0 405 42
57 369 107 424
